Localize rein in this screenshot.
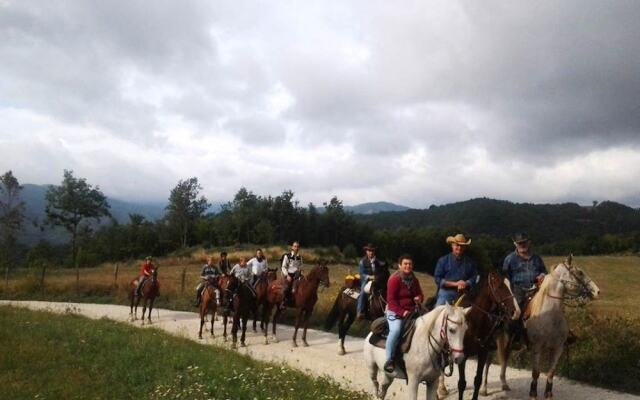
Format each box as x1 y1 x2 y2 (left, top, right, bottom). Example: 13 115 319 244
546 263 593 305
427 310 464 377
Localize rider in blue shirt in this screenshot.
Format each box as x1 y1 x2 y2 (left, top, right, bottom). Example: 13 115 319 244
434 234 478 305
502 232 547 309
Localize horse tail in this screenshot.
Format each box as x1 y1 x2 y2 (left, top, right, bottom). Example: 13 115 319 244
324 290 343 331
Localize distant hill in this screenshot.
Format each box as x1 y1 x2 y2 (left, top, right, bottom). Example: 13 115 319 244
345 201 410 214
18 184 167 245
357 197 640 244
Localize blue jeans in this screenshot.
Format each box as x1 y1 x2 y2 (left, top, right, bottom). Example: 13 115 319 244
385 310 403 362
357 276 369 314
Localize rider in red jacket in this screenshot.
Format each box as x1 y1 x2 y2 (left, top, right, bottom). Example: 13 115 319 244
136 256 154 297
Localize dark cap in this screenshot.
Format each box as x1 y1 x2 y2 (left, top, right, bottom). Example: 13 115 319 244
362 243 376 251
512 233 530 244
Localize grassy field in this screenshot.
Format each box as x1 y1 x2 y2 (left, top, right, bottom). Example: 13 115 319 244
2 248 640 393
0 305 370 400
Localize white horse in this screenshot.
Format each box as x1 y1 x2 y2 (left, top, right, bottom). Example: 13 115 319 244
524 255 600 399
364 304 470 400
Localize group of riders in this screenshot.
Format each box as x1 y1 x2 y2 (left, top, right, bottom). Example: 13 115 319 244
133 243 304 314
133 232 554 374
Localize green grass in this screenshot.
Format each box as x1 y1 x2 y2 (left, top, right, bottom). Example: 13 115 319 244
0 305 370 400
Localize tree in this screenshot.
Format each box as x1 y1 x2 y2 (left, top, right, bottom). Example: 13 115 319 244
45 170 111 281
165 177 210 248
0 170 26 285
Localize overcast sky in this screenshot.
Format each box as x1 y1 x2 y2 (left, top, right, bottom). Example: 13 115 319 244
1 1 639 207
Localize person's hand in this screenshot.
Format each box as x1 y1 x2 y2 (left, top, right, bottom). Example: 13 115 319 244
413 296 421 304
286 276 292 282
536 275 545 285
402 310 409 318
456 281 467 291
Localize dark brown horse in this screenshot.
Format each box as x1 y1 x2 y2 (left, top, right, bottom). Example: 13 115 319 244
252 268 278 333
263 263 330 347
198 276 219 339
224 274 257 349
324 267 389 355
129 267 160 325
437 271 521 400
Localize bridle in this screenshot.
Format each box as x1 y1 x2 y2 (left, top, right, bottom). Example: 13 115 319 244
470 273 515 348
547 263 594 304
428 309 465 377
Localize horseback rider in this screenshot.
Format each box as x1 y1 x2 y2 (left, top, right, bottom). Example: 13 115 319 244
135 256 154 297
357 243 386 320
434 234 478 306
225 256 254 313
248 248 269 286
384 254 424 373
502 232 547 343
218 251 232 275
194 256 222 307
280 241 303 309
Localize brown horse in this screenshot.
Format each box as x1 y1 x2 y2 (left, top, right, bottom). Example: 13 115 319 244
324 267 389 355
224 274 257 349
437 271 521 400
263 263 330 347
252 268 278 333
129 267 160 325
198 276 220 339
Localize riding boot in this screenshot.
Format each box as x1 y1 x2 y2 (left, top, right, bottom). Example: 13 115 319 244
194 292 201 307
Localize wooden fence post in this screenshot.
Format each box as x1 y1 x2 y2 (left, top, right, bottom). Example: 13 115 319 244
113 263 120 286
181 266 186 295
40 262 47 294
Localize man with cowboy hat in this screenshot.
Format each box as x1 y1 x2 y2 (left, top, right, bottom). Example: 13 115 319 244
357 243 387 320
502 232 547 310
433 234 478 306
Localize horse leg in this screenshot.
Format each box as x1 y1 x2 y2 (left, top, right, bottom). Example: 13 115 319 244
368 361 380 397
497 331 512 391
426 380 438 400
481 352 492 396
339 311 355 355
148 298 154 324
437 374 449 398
231 314 239 349
129 292 134 321
378 373 393 400
529 349 541 400
472 350 488 400
544 345 564 399
271 306 280 343
210 308 215 337
302 309 312 347
457 359 467 400
240 314 248 347
223 314 229 342
406 373 420 400
292 308 303 347
199 314 204 339
141 299 147 325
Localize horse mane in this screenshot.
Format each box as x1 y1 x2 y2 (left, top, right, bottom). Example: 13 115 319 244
528 267 556 318
418 305 447 336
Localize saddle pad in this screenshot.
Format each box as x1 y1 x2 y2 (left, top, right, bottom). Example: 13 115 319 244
368 316 418 354
342 288 360 300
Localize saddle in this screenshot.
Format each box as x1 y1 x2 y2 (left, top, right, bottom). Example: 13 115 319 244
368 315 419 354
342 287 360 300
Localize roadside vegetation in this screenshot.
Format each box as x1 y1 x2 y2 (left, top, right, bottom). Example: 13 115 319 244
0 306 370 400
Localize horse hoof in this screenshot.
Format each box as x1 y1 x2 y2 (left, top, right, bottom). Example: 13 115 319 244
302 341 309 347
214 317 219 321
240 342 247 348
198 335 203 340
480 388 488 396
271 336 279 343
338 347 346 356
223 336 228 342
232 343 237 350
437 386 449 398
264 338 269 345
502 384 511 391
292 341 298 348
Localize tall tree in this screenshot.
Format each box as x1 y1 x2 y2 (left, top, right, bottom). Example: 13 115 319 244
0 170 26 286
165 177 210 248
45 170 110 282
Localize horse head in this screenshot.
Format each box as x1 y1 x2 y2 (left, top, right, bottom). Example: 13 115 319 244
316 262 331 288
554 256 600 299
487 271 521 320
441 304 470 365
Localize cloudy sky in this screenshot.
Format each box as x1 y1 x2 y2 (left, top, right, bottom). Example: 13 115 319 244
1 1 639 207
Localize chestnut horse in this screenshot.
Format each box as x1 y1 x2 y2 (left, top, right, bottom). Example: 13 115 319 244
437 271 521 400
325 266 389 355
252 268 278 333
263 263 330 347
129 267 159 325
198 276 220 339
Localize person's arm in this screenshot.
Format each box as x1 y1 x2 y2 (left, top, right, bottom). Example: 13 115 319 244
465 260 479 289
535 255 546 283
386 276 403 316
281 255 289 277
358 259 368 281
434 257 446 289
502 254 512 281
413 277 424 305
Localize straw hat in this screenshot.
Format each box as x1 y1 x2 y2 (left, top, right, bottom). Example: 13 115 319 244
446 233 471 246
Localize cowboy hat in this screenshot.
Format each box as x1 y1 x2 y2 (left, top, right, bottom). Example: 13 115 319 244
446 234 471 246
362 243 376 251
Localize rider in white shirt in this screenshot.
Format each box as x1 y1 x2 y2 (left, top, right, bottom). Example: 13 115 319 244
248 248 269 285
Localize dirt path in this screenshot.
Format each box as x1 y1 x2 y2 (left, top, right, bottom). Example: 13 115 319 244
1 300 636 400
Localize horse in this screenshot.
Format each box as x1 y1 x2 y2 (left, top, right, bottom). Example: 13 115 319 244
225 274 257 349
198 276 220 339
252 268 278 333
129 267 160 325
364 304 471 400
436 271 521 400
325 267 389 355
263 263 331 347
